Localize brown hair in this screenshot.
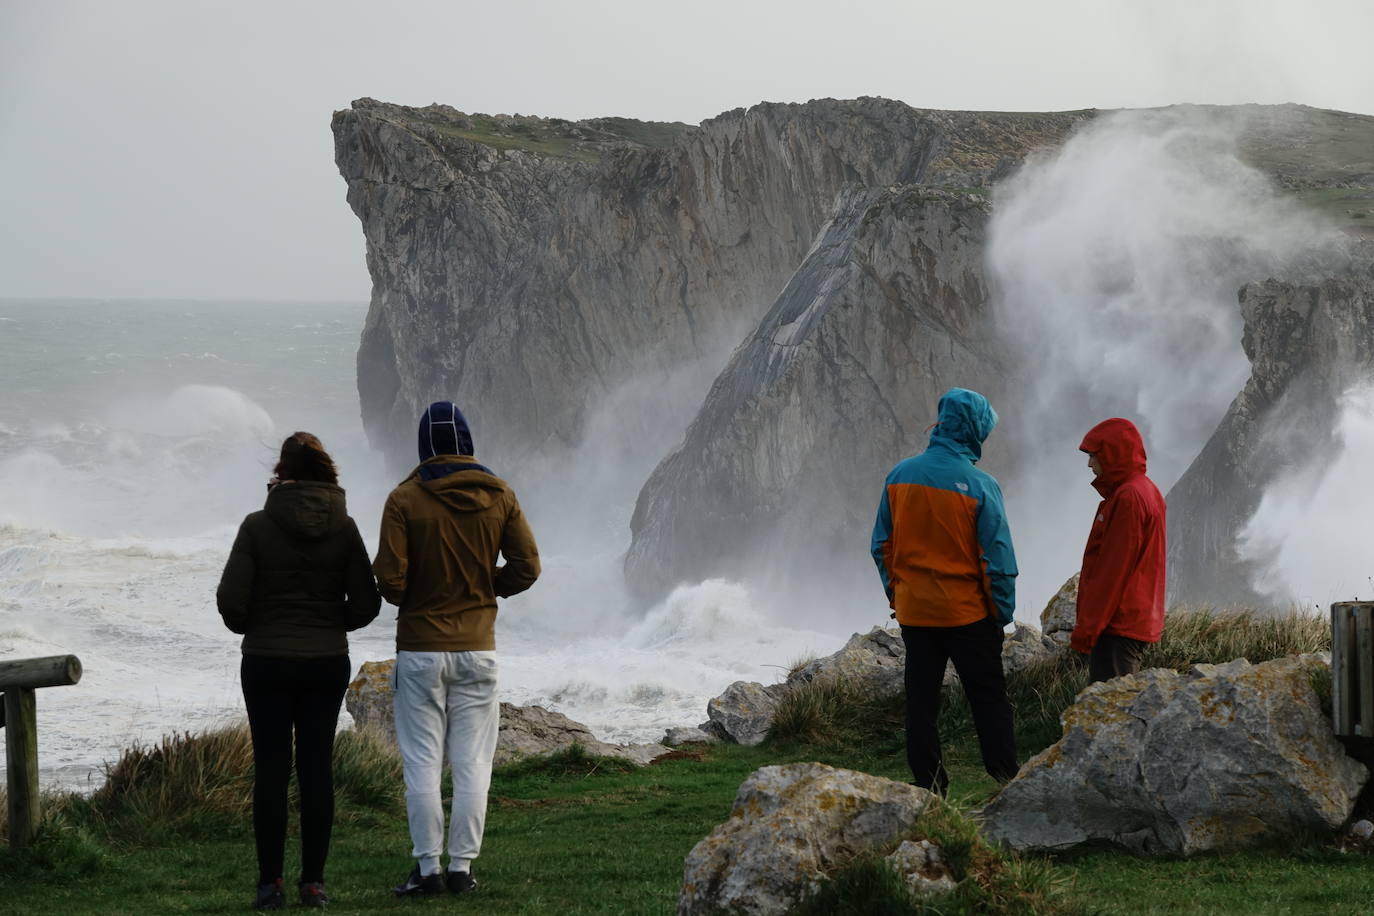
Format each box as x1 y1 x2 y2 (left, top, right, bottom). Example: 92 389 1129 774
274 432 339 484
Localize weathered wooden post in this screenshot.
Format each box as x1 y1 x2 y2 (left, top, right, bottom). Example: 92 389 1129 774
1331 602 1374 737
0 654 82 848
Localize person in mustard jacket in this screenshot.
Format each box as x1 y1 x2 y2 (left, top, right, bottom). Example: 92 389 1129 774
375 401 540 897
1073 418 1167 682
871 388 1018 793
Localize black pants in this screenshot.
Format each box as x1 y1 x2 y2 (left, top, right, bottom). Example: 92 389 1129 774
901 618 1017 792
1088 634 1148 684
241 654 351 885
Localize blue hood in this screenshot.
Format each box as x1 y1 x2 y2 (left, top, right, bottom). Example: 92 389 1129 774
928 388 998 463
418 401 475 461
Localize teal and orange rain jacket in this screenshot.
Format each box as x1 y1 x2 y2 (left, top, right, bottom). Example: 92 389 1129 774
1071 418 1166 652
870 388 1017 627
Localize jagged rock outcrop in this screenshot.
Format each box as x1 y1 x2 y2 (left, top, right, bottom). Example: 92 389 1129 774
678 762 934 915
334 98 1083 473
981 654 1368 854
1167 250 1374 602
345 659 668 766
1040 573 1079 648
626 188 1004 598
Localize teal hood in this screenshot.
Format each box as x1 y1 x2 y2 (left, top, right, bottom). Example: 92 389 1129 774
928 388 998 463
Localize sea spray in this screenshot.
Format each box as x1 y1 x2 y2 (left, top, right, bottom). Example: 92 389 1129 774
985 107 1337 615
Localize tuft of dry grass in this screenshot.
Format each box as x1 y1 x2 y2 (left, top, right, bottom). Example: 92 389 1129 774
767 676 903 748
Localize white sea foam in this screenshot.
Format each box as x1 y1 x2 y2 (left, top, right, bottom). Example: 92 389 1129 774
0 300 855 787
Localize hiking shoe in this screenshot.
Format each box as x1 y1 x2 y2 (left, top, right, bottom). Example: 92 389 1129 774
254 878 285 910
393 865 445 897
446 868 477 894
298 881 329 908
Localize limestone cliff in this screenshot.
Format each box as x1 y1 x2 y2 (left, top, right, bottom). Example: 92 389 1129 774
333 98 1085 471
1167 246 1374 603
625 188 1001 599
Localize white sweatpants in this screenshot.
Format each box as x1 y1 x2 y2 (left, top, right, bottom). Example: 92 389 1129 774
393 650 500 875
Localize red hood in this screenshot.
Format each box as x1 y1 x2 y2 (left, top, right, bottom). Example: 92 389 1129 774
1080 418 1147 498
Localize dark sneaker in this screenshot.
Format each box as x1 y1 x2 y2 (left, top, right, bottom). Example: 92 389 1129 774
393 865 445 897
446 868 477 895
254 878 286 910
298 881 329 908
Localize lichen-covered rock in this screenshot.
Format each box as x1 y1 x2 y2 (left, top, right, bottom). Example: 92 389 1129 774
344 658 395 734
678 763 934 915
663 726 722 747
981 654 1368 854
1039 573 1079 648
344 659 669 766
703 680 787 746
884 839 957 898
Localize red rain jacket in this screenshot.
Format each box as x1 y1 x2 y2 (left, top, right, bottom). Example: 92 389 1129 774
1072 418 1166 653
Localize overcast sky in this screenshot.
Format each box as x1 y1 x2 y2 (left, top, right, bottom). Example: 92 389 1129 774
2 0 1371 302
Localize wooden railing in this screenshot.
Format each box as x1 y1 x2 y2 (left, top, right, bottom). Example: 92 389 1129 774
0 654 83 847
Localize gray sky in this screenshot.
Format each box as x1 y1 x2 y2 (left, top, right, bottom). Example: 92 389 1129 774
2 0 1371 302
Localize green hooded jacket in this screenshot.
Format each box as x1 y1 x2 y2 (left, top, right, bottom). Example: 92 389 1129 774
217 481 381 658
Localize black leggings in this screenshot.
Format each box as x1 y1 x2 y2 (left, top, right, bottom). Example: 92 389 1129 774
241 654 351 885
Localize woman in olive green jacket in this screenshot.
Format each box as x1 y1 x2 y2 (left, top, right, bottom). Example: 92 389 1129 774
217 432 380 910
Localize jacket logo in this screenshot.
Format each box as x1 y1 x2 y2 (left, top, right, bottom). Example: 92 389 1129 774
955 482 969 492
1096 513 1104 522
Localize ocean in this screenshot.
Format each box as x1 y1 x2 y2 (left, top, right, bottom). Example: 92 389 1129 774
0 298 845 789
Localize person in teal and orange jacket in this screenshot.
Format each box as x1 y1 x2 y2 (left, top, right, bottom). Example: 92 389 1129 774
1073 418 1166 683
871 388 1019 793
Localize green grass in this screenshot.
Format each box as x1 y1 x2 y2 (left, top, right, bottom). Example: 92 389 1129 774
0 607 1366 914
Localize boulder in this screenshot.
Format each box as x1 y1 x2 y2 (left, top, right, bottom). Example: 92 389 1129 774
678 762 934 915
884 839 957 899
785 626 906 698
345 659 669 766
495 703 670 767
1001 622 1057 674
701 680 788 746
981 654 1368 854
1039 572 1079 648
663 726 722 747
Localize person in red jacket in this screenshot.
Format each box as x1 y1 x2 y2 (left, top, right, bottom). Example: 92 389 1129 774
1072 418 1167 683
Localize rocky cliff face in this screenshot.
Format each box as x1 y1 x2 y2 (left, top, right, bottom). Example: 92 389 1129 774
337 95 1374 608
333 98 1084 472
1167 247 1374 603
624 188 1002 599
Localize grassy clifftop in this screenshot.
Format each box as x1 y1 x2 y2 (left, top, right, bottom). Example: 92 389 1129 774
349 97 1374 234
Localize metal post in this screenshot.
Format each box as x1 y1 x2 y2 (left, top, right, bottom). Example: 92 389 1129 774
4 688 39 848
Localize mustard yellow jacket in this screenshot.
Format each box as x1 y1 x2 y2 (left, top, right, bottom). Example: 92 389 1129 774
373 456 540 651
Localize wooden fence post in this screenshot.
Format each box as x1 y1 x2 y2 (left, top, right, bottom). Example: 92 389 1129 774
1332 602 1374 738
0 654 82 848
